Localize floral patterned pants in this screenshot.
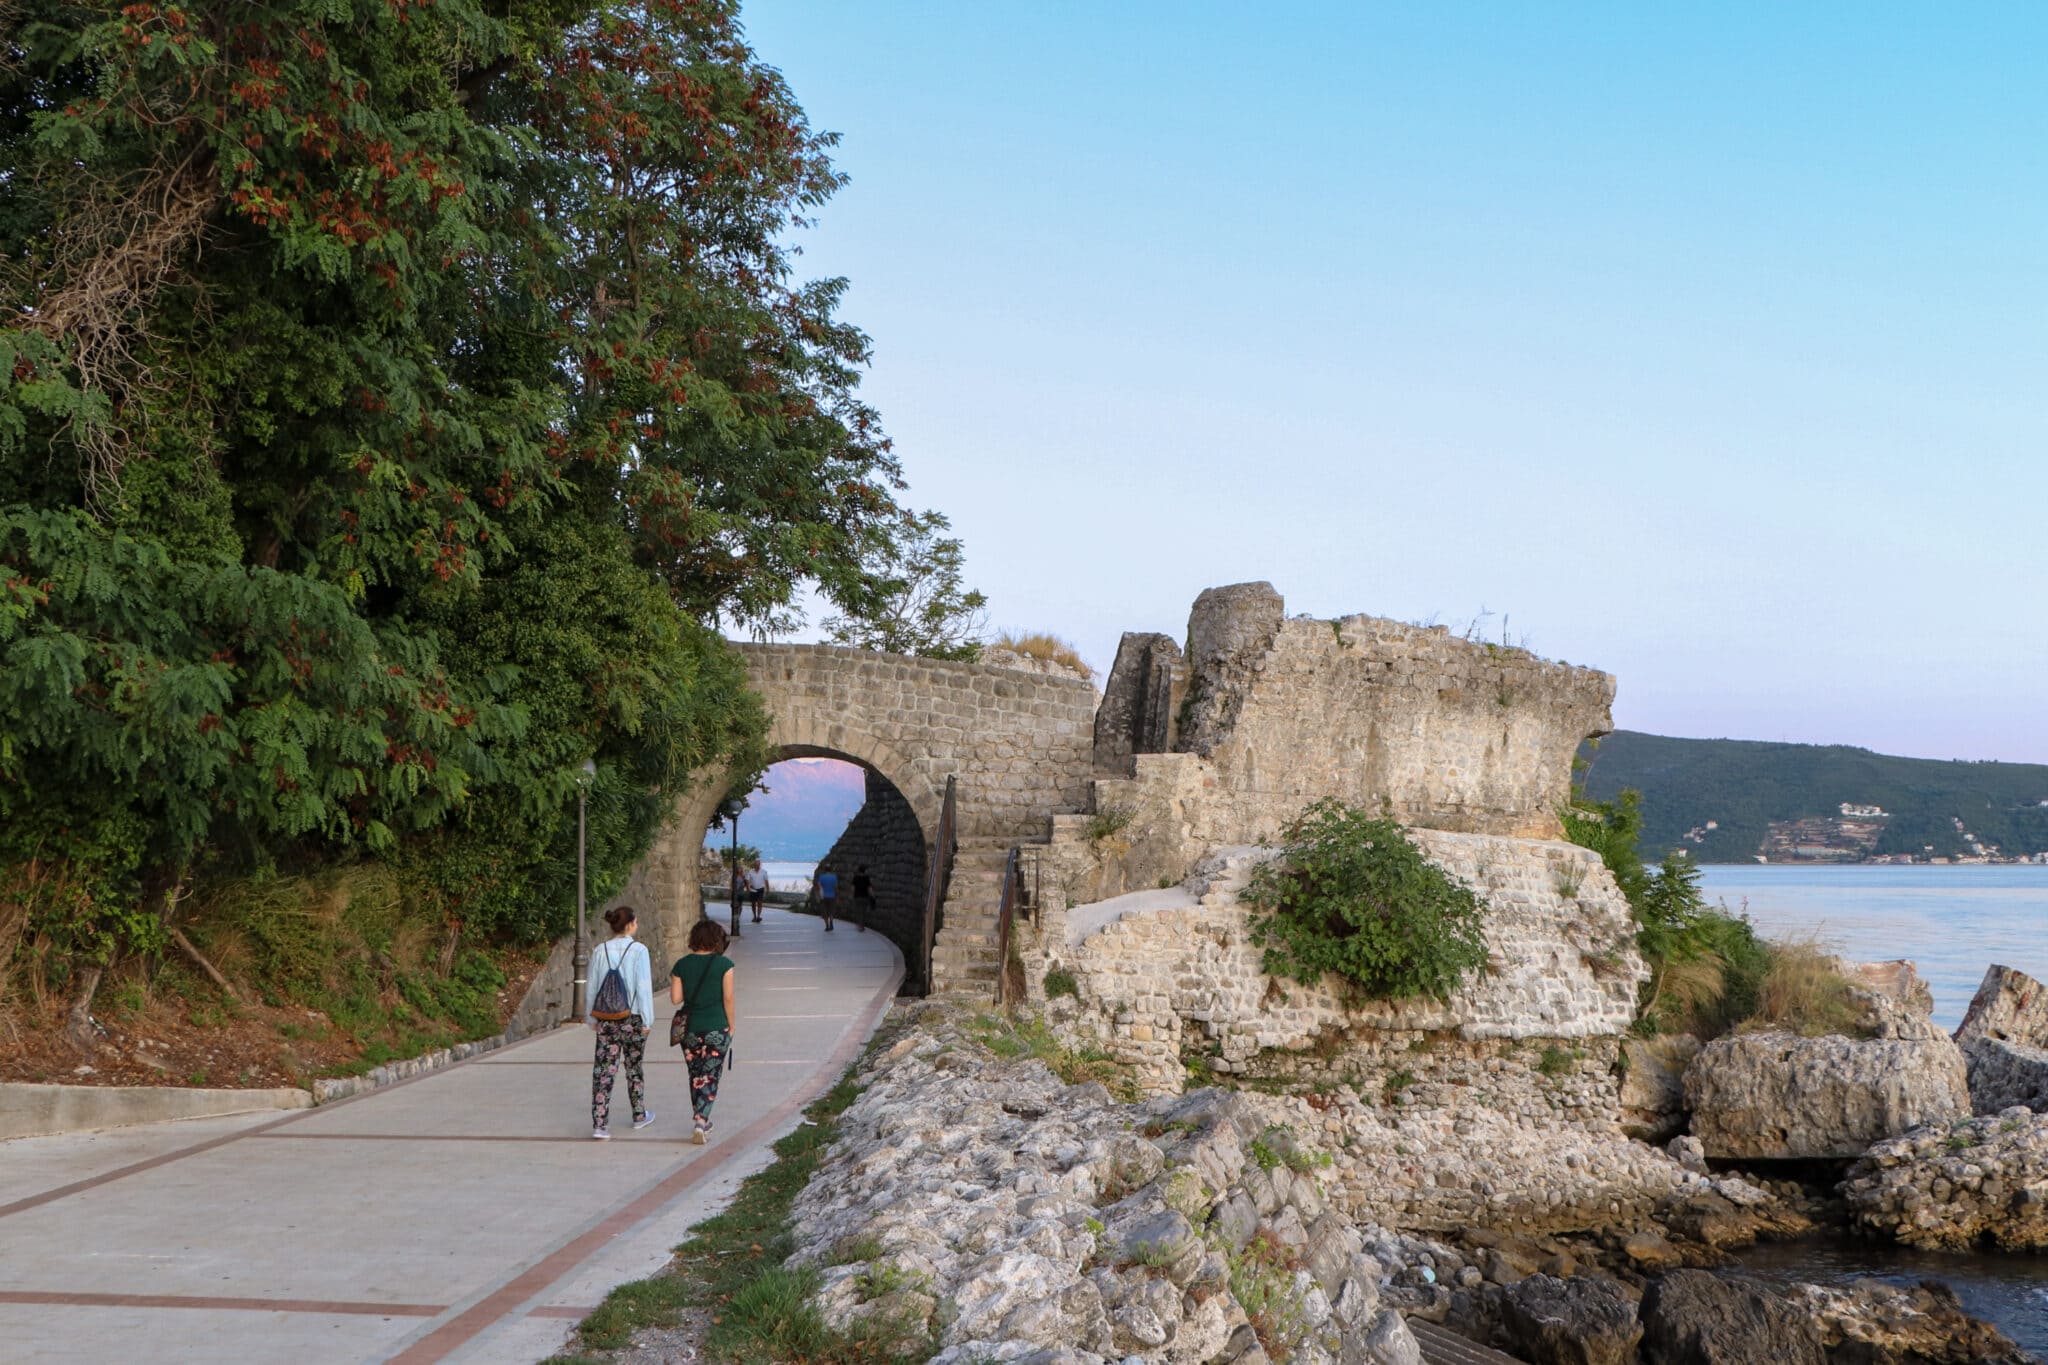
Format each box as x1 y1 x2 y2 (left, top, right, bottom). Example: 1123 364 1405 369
682 1028 731 1127
591 1017 646 1128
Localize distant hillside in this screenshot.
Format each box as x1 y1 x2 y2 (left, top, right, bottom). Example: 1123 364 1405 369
1577 731 2048 863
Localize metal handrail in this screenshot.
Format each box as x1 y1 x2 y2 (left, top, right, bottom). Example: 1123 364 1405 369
992 845 1022 1005
917 776 957 996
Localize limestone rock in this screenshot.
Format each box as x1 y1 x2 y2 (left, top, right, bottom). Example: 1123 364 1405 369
1781 1277 2028 1365
1638 1270 1825 1365
1347 1308 1424 1365
1962 1036 2048 1116
1498 1273 1642 1365
1955 965 2048 1116
1955 965 2048 1050
1620 1034 1700 1141
1843 1109 2048 1252
1684 1029 1969 1160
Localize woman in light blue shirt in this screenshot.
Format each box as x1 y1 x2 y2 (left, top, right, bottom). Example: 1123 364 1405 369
587 904 656 1139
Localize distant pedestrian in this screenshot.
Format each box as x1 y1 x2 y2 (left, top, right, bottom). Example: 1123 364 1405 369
587 904 655 1140
748 861 767 923
670 919 737 1145
851 864 874 934
816 865 839 931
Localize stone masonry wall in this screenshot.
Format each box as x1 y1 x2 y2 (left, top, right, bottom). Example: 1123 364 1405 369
641 644 1100 970
1034 830 1645 1099
1176 583 1615 841
817 767 928 969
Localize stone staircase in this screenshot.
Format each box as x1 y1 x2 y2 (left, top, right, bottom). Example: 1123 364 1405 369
926 844 1017 991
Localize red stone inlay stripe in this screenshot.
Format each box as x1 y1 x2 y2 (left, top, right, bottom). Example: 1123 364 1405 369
0 1290 442 1318
386 962 905 1365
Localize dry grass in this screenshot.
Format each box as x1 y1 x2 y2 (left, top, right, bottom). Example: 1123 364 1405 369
990 630 1094 680
1737 938 1871 1039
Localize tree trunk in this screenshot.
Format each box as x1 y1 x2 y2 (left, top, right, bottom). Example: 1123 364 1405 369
64 964 103 1052
439 919 461 975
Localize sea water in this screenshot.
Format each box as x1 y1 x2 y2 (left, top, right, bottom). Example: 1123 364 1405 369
1695 864 2048 1030
1693 864 2048 1351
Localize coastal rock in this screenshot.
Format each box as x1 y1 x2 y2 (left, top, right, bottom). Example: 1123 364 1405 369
1620 1034 1700 1142
1954 966 2048 1116
1497 1273 1642 1365
1684 1030 1969 1160
1638 1269 1825 1365
1842 1109 2048 1252
1961 1037 2048 1116
1955 965 2048 1051
1846 959 1945 1041
1780 1277 2029 1365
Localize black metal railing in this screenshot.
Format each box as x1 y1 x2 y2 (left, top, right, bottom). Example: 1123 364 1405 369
917 775 957 995
993 845 1023 1005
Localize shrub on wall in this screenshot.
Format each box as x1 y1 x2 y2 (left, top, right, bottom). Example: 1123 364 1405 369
1243 800 1488 1003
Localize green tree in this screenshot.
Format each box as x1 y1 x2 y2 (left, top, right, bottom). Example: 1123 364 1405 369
822 510 988 661
0 1 926 1035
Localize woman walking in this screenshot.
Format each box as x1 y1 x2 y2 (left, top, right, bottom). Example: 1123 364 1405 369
670 919 737 1144
588 905 655 1139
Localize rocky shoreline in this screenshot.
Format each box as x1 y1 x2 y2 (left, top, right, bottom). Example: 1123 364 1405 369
778 1000 2031 1365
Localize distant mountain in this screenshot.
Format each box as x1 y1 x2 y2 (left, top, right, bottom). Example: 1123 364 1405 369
712 757 867 860
1577 731 2048 864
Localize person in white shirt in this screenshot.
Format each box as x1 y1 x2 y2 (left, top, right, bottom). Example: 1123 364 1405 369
586 903 655 1139
747 862 767 922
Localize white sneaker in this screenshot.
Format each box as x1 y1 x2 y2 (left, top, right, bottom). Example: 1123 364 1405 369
633 1111 657 1130
690 1127 706 1145
592 1127 610 1140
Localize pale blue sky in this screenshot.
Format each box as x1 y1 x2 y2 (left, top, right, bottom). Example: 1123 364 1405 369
745 3 2047 763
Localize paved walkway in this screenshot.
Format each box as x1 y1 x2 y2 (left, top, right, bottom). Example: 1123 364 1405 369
0 908 904 1364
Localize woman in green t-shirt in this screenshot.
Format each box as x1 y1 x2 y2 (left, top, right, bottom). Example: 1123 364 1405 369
669 918 737 1144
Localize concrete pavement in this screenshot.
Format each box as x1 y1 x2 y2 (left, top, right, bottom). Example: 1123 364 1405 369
0 908 904 1364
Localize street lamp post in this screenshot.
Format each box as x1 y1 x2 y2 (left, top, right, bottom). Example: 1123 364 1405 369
717 795 746 941
572 758 597 1021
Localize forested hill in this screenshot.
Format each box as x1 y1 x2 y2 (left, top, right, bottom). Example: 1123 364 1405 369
1577 731 2048 863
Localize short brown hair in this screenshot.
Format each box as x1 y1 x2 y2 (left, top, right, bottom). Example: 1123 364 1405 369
688 919 729 953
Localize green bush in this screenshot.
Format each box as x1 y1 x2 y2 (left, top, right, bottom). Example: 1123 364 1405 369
1042 966 1079 1000
1243 800 1488 1003
1564 789 1774 1038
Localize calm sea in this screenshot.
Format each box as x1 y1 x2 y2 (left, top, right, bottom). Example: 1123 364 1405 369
1695 864 2048 1031
1694 864 2048 1351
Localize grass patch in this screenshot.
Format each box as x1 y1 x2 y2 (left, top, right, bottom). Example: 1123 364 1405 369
1042 966 1079 1000
1738 938 1872 1039
553 1020 932 1365
990 629 1093 679
1537 1045 1584 1077
963 1009 1139 1099
1083 804 1136 843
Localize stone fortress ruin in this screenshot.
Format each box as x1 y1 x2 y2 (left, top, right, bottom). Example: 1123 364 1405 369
605 582 1683 1230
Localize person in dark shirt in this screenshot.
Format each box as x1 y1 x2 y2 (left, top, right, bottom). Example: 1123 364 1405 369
669 918 736 1145
851 865 874 934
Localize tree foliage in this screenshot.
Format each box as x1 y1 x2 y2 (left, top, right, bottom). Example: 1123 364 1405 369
1243 800 1489 1003
0 1 927 1010
1563 788 1770 1037
822 509 987 661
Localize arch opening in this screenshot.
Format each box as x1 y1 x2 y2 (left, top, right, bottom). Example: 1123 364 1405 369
678 747 933 992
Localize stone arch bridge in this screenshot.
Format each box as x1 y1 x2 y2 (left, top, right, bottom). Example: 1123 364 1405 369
621 643 1099 989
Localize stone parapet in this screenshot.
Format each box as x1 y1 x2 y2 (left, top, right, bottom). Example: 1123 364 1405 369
1174 583 1614 840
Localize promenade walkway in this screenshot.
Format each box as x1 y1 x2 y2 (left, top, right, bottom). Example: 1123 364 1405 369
0 908 904 1364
